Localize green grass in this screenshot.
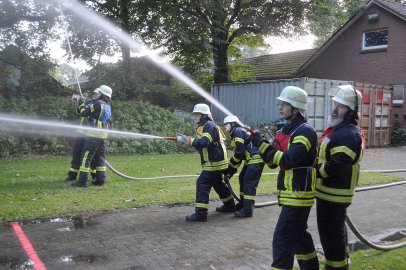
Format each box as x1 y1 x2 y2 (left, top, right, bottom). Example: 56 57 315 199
349 246 406 269
1 153 406 268
0 153 404 221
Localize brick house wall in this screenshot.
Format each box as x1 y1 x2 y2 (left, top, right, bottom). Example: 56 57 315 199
301 4 406 127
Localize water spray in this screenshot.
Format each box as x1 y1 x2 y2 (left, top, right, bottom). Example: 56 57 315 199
0 114 166 140
57 0 83 98
55 0 243 125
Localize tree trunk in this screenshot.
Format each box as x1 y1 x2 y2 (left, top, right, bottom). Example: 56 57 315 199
213 43 229 84
211 9 230 85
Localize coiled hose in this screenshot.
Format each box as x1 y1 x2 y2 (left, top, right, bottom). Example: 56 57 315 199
105 159 406 251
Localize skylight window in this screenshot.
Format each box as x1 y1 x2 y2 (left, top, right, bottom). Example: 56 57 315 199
362 30 388 50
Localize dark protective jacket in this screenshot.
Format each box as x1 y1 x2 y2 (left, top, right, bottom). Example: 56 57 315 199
76 99 111 139
315 120 363 205
228 127 263 170
259 118 318 207
191 118 228 172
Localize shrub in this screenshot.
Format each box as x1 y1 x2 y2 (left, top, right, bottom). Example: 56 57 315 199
0 97 195 158
391 127 406 146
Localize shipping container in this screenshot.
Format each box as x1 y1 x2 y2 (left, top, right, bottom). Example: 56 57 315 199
212 78 393 148
355 83 393 147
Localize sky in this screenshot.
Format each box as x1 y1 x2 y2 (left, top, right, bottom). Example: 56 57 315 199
266 34 315 54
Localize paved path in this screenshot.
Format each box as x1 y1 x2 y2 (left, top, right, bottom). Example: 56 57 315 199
1 147 406 270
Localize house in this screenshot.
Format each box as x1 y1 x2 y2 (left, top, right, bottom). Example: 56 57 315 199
299 0 406 128
241 0 406 128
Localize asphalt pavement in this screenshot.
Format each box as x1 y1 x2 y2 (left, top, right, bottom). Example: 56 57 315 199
1 146 406 270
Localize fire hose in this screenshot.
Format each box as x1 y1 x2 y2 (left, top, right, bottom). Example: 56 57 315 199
254 179 406 251
105 159 406 251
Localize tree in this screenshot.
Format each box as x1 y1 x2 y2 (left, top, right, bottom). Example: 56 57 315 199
309 0 406 47
134 0 312 84
64 0 135 90
0 0 58 61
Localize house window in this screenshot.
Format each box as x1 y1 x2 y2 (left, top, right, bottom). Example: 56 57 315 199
362 30 388 50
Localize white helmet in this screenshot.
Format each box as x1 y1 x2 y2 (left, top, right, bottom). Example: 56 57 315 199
277 86 307 110
96 85 113 98
223 115 240 124
332 85 362 112
192 103 211 115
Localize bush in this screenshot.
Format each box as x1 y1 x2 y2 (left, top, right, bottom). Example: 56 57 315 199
0 97 195 158
391 127 406 146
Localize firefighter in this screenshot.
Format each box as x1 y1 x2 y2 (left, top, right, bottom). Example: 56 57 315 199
64 90 99 183
252 86 319 269
177 103 234 222
315 85 363 270
223 115 264 218
71 85 112 188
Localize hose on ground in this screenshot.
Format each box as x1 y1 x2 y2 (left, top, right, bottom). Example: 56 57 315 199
105 159 406 251
345 215 406 251
105 158 406 181
104 159 198 180
105 158 279 180
253 180 406 251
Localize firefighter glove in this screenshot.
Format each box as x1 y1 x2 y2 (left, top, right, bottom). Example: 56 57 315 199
227 165 238 178
251 131 267 148
78 97 86 105
176 134 192 146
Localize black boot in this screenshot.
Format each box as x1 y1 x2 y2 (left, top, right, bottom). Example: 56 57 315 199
234 200 254 218
215 200 235 213
185 213 207 222
92 178 105 186
64 177 76 182
234 208 253 218
64 171 78 182
235 196 244 211
71 181 87 188
71 172 88 188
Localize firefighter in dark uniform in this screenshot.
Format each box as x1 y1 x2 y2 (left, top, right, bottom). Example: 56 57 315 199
223 115 264 218
315 85 363 270
64 90 99 182
71 85 112 187
177 103 234 222
252 86 319 270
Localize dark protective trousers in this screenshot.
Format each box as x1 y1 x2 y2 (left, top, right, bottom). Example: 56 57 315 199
195 170 233 216
67 137 97 180
77 138 107 184
238 163 264 203
317 199 349 270
272 205 319 270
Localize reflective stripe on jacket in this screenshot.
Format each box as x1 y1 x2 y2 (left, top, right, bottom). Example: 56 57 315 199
316 121 363 205
192 120 228 171
78 100 111 139
260 119 317 207
229 127 263 169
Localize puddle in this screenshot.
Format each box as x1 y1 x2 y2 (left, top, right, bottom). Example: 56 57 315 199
4 215 99 230
348 229 406 252
0 256 34 270
381 230 406 242
61 254 107 264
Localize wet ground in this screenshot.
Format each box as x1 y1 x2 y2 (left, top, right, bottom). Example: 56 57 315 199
0 147 406 270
